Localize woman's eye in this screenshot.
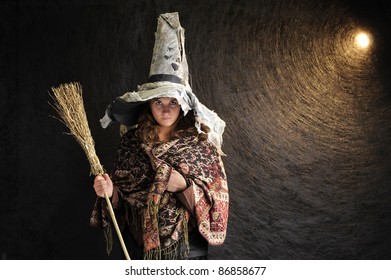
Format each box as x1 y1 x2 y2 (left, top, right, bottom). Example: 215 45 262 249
170 100 178 106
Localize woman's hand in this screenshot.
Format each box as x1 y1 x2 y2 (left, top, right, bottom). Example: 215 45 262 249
167 169 187 193
93 173 113 198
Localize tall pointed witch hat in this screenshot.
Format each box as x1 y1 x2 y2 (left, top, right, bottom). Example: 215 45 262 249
100 12 225 150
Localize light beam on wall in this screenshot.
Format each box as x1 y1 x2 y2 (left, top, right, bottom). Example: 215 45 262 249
355 32 371 49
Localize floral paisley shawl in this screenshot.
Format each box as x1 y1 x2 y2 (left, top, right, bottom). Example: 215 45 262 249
90 129 229 259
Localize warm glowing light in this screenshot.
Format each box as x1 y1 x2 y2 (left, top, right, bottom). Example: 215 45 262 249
355 32 370 48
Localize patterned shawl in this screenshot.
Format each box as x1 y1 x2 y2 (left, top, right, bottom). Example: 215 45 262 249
90 129 229 259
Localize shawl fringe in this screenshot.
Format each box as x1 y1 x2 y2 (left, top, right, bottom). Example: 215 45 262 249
143 203 190 260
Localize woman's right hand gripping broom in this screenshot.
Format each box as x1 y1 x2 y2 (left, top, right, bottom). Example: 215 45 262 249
93 173 113 198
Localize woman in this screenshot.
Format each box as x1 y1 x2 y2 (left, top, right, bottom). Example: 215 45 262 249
90 96 229 259
90 11 229 260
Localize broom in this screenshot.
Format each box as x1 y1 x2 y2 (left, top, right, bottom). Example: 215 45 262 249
50 82 130 260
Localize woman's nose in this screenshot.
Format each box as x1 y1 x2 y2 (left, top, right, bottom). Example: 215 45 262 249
162 105 170 113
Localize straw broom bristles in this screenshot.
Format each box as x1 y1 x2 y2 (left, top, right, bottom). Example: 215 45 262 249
50 82 104 176
50 82 130 260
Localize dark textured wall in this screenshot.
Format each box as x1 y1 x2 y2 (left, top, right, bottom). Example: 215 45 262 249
1 0 390 259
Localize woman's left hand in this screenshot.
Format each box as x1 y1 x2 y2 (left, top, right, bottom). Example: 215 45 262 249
167 169 187 192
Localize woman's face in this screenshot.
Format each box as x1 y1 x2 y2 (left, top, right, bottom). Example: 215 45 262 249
150 97 181 129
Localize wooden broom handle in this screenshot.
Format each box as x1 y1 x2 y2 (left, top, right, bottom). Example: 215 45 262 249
104 193 131 260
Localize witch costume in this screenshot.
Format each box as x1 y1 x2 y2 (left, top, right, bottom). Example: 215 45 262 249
89 12 229 260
